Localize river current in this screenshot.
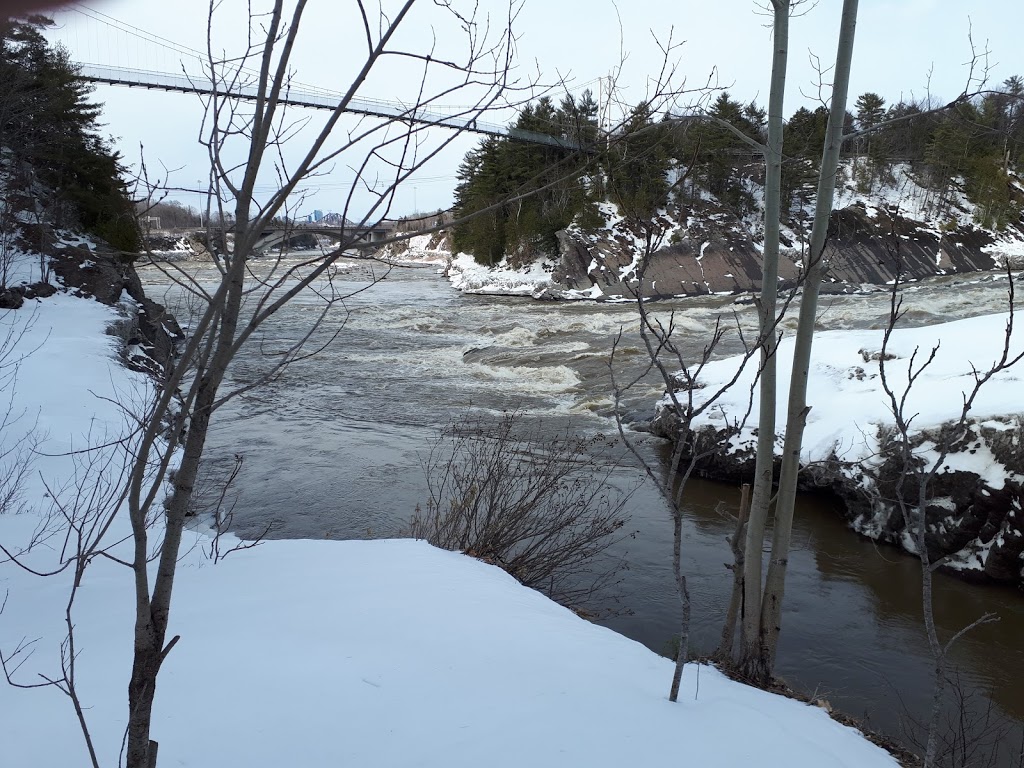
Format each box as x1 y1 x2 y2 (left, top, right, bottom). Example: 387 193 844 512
139 257 1024 760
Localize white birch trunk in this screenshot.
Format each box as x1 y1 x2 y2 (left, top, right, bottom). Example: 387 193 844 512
739 0 789 679
758 0 860 672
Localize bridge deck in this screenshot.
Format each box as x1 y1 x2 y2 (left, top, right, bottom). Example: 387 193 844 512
76 64 582 151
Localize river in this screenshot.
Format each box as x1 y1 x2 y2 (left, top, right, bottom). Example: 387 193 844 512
139 257 1024 762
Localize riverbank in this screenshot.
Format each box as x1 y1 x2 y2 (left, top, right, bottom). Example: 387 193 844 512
0 242 908 766
133 255 1024 762
652 306 1024 588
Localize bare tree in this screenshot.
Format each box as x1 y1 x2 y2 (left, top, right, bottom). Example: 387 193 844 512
597 1 793 699
877 264 1020 767
737 0 794 683
4 2 536 765
738 0 997 683
1 426 135 768
608 217 766 699
899 671 1017 768
0 303 40 518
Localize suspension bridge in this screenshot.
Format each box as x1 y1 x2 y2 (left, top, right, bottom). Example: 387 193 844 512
48 7 584 151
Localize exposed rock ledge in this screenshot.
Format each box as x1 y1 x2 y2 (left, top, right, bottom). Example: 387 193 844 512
650 413 1024 588
33 224 184 375
552 200 1022 301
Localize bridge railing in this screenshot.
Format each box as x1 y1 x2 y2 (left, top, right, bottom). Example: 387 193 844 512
76 64 582 150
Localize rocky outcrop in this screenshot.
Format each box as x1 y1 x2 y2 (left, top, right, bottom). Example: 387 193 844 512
552 209 798 298
141 231 213 261
651 412 1024 589
824 205 1002 286
551 197 1021 300
38 227 184 375
375 230 453 265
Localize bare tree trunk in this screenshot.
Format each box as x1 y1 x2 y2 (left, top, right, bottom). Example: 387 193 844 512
757 0 859 677
718 483 750 659
668 507 691 701
739 0 790 680
921 541 945 768
126 260 244 766
116 0 528 762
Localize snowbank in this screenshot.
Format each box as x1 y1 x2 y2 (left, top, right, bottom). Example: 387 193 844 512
677 311 1024 469
661 310 1024 583
2 531 901 768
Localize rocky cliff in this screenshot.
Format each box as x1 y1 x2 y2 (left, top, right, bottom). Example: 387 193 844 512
551 166 1024 300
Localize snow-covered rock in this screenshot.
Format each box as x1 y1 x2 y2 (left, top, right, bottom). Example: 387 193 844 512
376 230 453 266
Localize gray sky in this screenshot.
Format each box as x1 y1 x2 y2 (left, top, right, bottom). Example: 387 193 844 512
43 0 1024 218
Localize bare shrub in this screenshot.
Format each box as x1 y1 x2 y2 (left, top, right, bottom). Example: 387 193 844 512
412 412 633 611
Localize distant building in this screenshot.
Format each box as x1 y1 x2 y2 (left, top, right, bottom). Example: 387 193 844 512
313 209 324 222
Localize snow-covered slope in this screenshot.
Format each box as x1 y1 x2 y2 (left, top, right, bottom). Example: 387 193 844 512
375 230 453 266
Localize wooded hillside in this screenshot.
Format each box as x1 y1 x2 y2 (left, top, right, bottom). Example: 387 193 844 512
453 82 1024 265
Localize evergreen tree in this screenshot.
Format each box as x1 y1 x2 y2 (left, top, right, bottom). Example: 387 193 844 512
451 94 598 264
854 92 886 132
684 92 760 213
781 106 828 212
606 101 670 218
876 101 934 162
0 16 138 250
852 92 887 188
452 138 507 264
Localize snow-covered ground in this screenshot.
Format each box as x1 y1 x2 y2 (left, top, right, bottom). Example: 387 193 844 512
662 305 1024 578
0 252 901 766
678 311 1024 472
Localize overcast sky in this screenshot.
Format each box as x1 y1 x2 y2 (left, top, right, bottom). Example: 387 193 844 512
43 0 1024 218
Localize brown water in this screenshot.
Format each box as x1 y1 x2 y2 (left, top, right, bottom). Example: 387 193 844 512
141 259 1024 762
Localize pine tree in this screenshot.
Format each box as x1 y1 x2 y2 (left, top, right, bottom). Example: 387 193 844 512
876 101 934 162
689 93 760 213
451 94 598 264
606 101 671 218
0 17 138 250
781 106 828 212
853 92 887 188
